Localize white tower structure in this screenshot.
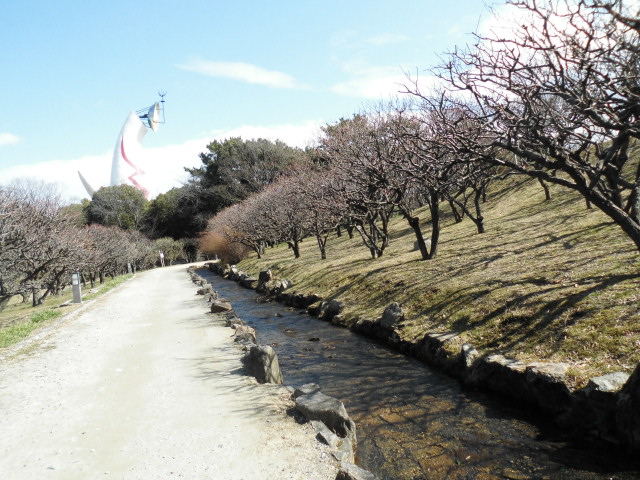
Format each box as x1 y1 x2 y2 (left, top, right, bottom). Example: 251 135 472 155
78 94 165 199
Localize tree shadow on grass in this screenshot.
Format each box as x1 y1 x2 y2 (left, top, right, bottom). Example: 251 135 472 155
423 271 639 357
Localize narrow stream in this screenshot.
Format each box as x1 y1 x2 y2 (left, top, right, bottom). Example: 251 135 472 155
202 271 640 480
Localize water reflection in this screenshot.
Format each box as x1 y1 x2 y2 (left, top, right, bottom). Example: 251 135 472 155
202 271 640 480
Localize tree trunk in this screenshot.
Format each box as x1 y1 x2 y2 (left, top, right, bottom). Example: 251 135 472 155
38 287 52 305
538 178 551 201
346 225 354 239
355 224 381 259
406 215 429 260
631 162 640 222
288 239 301 259
379 211 390 252
584 190 640 252
427 192 440 259
316 234 327 260
474 190 485 234
448 199 463 223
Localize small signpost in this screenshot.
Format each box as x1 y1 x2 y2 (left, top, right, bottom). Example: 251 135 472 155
72 272 82 304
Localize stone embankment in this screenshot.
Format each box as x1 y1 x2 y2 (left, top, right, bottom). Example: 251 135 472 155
204 261 640 455
188 266 377 480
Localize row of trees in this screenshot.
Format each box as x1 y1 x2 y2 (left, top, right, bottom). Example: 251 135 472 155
423 0 640 249
4 0 637 302
0 136 309 307
82 138 309 242
0 136 309 308
203 108 493 262
203 0 640 262
0 182 187 308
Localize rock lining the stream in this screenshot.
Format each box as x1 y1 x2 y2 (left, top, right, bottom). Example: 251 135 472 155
195 265 377 477
210 298 234 314
293 383 358 464
203 262 640 454
335 462 380 480
242 344 284 384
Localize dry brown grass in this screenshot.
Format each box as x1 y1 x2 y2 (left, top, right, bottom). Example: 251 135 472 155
238 176 640 387
199 231 251 264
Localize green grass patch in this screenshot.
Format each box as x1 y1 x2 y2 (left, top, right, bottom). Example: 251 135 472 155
30 309 62 324
237 177 640 388
0 273 133 351
0 322 41 349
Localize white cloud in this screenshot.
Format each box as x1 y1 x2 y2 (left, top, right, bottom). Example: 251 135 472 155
477 2 531 39
331 74 407 99
0 138 207 203
209 121 321 149
367 33 408 45
0 153 111 203
330 64 441 99
0 133 21 147
0 121 321 203
177 58 309 90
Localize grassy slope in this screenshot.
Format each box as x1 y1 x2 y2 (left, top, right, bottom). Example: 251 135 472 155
238 177 640 388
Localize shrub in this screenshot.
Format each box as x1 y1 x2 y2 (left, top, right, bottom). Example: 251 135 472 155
199 231 250 264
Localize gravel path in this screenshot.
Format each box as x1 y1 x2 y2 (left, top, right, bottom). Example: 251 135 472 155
0 264 337 480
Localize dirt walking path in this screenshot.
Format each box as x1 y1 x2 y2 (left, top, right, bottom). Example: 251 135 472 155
0 264 337 480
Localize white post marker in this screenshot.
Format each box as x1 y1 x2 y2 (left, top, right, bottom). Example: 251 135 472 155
71 272 82 304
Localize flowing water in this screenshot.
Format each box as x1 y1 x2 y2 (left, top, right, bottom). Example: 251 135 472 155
202 271 640 480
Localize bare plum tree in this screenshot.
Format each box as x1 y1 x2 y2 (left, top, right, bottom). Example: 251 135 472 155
411 0 640 251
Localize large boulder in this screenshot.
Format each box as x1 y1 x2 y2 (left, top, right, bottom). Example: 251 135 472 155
466 354 530 400
239 274 258 289
300 293 321 309
210 298 233 314
319 299 344 321
311 421 355 463
293 383 322 399
335 462 379 480
378 302 404 329
568 372 629 440
415 331 465 374
263 278 292 296
307 301 323 317
616 365 640 451
295 391 356 442
196 284 214 296
525 362 572 414
233 324 257 344
468 355 576 416
412 237 432 253
256 270 273 293
225 316 246 329
242 345 283 384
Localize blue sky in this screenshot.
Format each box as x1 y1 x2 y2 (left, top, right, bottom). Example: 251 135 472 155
0 0 500 202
